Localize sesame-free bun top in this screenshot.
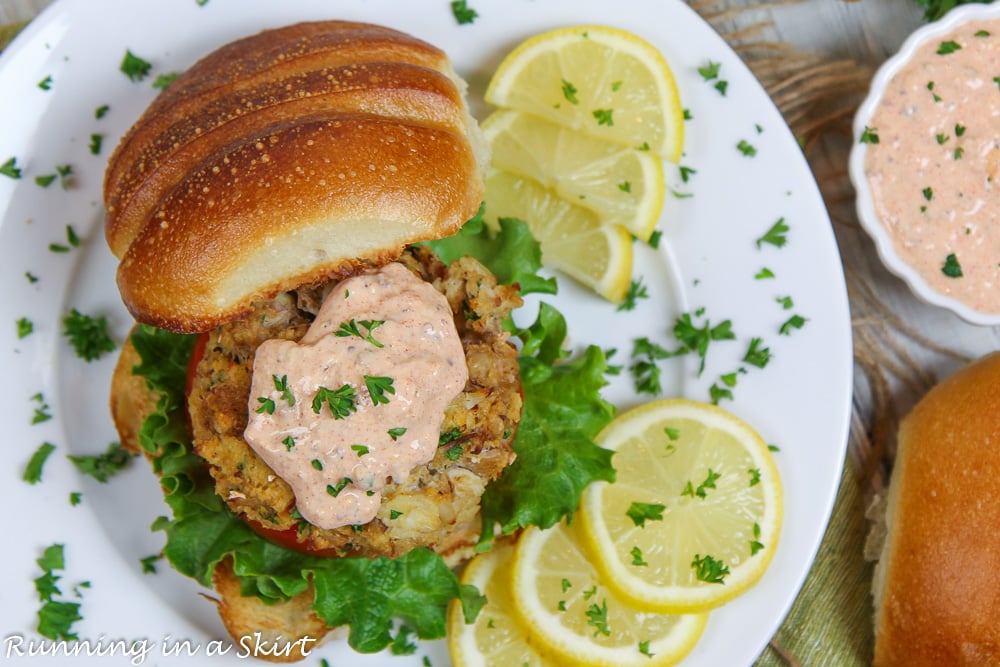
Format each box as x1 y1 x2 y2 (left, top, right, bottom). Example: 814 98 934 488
871 351 1000 666
104 21 487 333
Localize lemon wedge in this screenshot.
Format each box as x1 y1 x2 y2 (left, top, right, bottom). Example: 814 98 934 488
481 110 665 242
484 168 633 303
485 25 684 162
510 519 708 666
448 542 552 667
579 398 783 614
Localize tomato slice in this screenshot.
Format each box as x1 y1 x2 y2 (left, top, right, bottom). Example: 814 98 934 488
185 332 210 400
245 517 343 557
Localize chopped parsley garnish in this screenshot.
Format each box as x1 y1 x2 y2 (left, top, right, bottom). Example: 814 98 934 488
618 180 632 193
450 0 478 24
683 108 693 120
389 509 404 520
750 522 765 556
776 295 794 310
388 427 407 441
444 444 463 461
691 553 729 584
630 546 648 566
647 229 663 249
955 123 966 136
697 61 721 80
681 469 721 499
273 373 295 406
679 165 697 183
311 459 324 471
327 477 352 497
120 49 152 81
673 311 735 375
0 156 22 179
714 80 728 96
438 426 463 446
639 640 654 657
95 104 110 119
975 29 991 37
31 393 52 424
922 186 934 201
942 253 963 278
69 492 82 506
38 75 53 90
629 337 673 395
34 544 84 640
626 501 666 527
312 384 358 419
737 139 757 157
664 427 680 441
617 277 649 312
23 442 56 484
936 40 962 55
364 375 395 406
935 133 949 144
592 109 614 126
152 72 179 90
35 174 56 188
282 436 295 451
755 267 775 280
953 146 964 160
140 554 162 574
561 79 579 104
351 444 370 457
742 337 771 368
748 468 762 487
335 318 385 347
17 316 33 339
67 442 134 482
89 134 104 155
585 599 611 637
859 126 879 144
255 397 276 414
755 217 789 249
779 314 808 335
62 309 116 361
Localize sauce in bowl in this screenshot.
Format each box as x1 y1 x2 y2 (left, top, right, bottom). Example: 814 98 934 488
863 17 1000 315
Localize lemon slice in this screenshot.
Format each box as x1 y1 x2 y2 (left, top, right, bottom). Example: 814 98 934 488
481 110 665 242
579 399 783 614
485 25 684 162
448 542 552 667
484 168 633 303
510 519 708 666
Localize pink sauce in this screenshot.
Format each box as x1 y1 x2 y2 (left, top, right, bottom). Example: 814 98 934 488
243 263 468 530
864 18 1000 313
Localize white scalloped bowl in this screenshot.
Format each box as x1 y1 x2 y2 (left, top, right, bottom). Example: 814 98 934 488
849 2 1000 326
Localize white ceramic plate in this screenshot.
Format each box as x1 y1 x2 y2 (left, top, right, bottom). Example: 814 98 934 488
0 1 852 665
850 2 1000 327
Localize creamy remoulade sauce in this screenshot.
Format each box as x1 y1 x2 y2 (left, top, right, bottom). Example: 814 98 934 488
865 18 1000 313
243 262 468 530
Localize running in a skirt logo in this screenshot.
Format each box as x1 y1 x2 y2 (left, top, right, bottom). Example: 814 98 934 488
3 632 318 663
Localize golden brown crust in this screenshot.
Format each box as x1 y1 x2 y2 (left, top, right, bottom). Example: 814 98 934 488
105 21 485 333
873 351 1000 667
211 558 332 663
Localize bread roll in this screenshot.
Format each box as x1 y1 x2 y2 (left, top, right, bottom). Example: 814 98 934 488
104 21 487 333
872 351 1000 666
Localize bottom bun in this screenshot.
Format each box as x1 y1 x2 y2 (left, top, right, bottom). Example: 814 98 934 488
872 351 1000 666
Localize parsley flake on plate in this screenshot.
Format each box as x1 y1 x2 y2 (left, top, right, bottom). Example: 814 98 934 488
62 308 116 361
119 49 152 81
23 442 56 484
450 0 478 24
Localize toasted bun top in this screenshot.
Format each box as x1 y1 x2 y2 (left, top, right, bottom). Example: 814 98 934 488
104 21 487 333
872 351 1000 666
